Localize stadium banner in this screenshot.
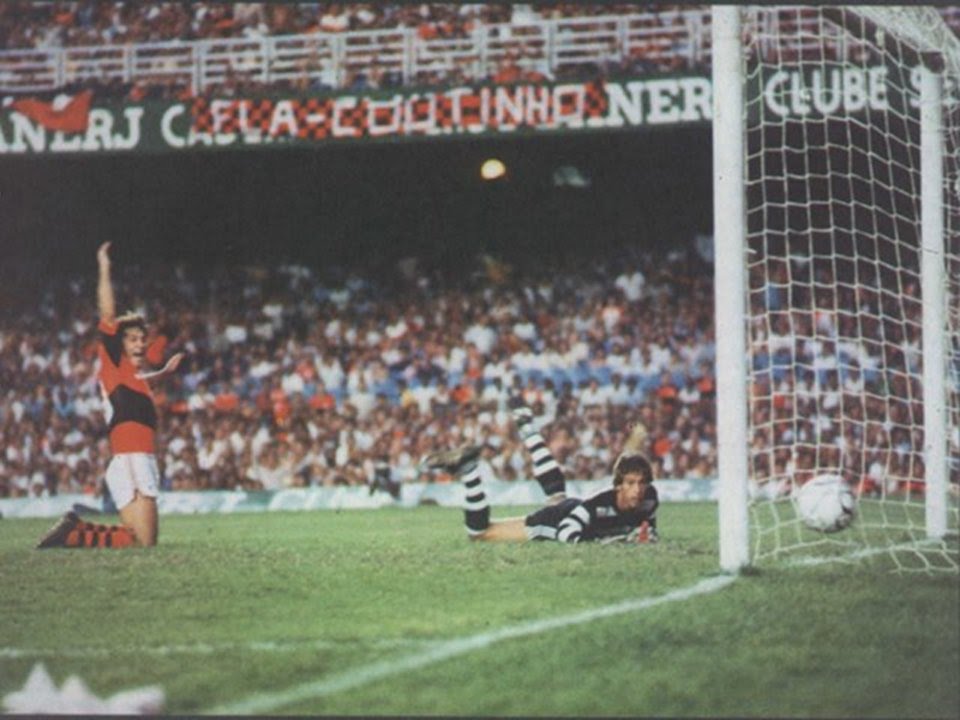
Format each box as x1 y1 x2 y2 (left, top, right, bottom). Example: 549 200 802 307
0 478 718 519
748 62 918 121
0 75 716 155
0 64 919 156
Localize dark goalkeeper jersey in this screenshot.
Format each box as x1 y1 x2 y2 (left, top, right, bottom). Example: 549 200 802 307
524 483 659 543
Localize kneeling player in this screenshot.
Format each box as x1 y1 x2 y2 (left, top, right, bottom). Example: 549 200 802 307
422 405 659 543
37 242 183 550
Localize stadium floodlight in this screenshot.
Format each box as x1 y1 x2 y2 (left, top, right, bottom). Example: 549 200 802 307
712 5 960 573
480 158 507 181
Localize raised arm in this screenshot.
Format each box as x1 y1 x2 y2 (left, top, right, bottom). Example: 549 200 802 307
621 422 648 455
97 242 116 323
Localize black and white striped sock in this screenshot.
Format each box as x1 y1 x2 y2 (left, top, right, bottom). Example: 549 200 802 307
523 432 566 499
460 460 490 536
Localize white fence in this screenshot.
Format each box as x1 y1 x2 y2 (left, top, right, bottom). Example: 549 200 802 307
0 9 710 93
1 7 958 95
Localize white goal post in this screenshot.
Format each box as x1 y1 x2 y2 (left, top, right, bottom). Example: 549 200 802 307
712 5 960 572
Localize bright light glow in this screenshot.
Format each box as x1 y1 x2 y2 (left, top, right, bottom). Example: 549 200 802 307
480 158 506 180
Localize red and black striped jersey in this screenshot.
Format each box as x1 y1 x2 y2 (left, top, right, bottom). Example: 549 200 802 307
97 319 157 454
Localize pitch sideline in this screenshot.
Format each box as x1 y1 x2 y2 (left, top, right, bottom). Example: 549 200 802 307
207 573 737 715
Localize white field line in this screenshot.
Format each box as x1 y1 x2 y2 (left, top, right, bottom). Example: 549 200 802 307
207 574 737 716
0 637 432 661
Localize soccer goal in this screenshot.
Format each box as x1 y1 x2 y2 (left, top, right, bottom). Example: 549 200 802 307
712 6 960 572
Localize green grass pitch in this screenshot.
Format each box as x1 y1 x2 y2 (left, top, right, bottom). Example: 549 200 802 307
1 502 958 717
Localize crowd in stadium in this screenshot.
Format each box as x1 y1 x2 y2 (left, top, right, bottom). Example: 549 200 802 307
0 242 714 496
6 3 960 103
0 2 676 49
0 5 952 502
0 2 706 98
746 254 942 497
2 232 945 502
4 3 960 102
3 2 958 53
0 242 724 500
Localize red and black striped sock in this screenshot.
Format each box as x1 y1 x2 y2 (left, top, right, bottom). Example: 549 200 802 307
64 520 135 549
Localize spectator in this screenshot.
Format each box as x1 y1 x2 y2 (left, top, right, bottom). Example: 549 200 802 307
0 3 727 97
2 231 938 504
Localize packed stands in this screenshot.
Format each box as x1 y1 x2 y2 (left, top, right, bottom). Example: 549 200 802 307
0 3 711 96
0 241 722 498
2 4 958 99
1 4 950 500
1 230 931 501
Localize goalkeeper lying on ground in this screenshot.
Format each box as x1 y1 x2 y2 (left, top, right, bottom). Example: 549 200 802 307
422 403 659 543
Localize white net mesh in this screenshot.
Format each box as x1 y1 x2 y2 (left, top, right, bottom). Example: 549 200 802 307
740 5 959 571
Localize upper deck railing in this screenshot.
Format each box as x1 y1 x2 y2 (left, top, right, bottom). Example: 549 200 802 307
1 6 957 95
0 9 710 94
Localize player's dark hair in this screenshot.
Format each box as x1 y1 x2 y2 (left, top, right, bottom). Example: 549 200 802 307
612 453 653 486
117 312 147 338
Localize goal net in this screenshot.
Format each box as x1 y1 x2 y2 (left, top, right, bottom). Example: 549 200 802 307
717 6 960 571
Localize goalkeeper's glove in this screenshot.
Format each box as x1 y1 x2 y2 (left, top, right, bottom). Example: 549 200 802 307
601 522 660 544
634 521 659 544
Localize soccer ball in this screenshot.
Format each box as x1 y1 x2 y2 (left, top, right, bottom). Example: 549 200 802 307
794 474 856 533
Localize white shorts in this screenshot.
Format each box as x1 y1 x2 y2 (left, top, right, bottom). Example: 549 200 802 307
105 453 160 510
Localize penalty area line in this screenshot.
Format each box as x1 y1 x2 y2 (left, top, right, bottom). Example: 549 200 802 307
206 574 737 716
